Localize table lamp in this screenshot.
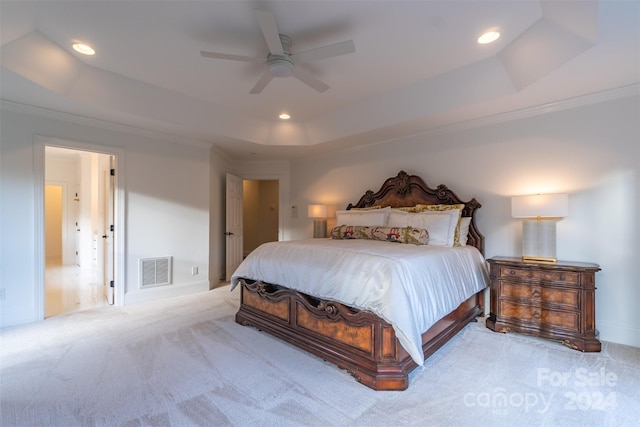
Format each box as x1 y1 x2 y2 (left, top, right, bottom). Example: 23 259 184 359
308 204 328 238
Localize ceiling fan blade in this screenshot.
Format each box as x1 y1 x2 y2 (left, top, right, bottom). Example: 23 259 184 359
292 40 356 62
292 68 330 93
200 51 264 63
254 10 284 55
249 69 275 94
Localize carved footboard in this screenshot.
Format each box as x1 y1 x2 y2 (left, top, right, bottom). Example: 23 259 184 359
235 278 483 391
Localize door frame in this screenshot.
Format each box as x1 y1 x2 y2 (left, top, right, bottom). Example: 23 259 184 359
34 136 126 318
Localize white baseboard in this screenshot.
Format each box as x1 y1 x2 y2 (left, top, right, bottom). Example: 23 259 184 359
124 280 210 305
0 304 40 328
598 320 640 348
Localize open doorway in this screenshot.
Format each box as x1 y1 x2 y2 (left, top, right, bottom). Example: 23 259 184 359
225 170 288 282
44 146 114 317
225 176 281 282
242 179 279 257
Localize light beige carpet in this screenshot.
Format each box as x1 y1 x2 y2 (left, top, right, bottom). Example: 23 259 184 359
1 285 638 426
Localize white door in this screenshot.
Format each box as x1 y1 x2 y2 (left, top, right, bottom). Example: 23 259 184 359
103 156 115 304
225 173 243 282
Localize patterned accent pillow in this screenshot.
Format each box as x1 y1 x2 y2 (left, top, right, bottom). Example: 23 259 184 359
331 225 429 245
396 204 464 246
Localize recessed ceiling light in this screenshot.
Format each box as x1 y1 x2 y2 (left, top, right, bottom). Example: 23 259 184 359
72 42 95 56
279 113 291 120
477 31 500 45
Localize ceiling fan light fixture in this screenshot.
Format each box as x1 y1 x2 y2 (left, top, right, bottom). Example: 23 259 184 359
269 58 294 77
477 30 500 45
279 113 291 120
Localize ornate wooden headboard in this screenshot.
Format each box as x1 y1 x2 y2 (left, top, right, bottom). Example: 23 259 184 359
346 170 484 254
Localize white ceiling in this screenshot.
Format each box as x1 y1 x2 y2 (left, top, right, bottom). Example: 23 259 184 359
1 1 638 160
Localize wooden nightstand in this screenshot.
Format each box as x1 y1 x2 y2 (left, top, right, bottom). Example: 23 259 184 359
486 257 601 352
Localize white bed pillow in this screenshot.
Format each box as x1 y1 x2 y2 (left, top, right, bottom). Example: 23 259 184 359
458 217 472 246
388 210 458 246
335 206 390 227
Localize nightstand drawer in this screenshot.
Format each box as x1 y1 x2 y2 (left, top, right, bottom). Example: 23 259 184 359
499 281 579 309
499 266 579 284
498 301 579 331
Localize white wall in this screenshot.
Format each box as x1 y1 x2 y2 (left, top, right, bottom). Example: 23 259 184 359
0 105 220 326
123 136 210 304
287 94 640 348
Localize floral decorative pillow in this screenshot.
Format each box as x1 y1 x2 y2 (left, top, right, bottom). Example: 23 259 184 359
331 225 429 245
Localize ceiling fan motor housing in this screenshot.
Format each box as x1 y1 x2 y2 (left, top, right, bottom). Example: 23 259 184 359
268 34 294 77
268 56 294 77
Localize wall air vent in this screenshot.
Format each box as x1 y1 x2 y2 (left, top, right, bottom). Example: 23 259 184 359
139 256 172 288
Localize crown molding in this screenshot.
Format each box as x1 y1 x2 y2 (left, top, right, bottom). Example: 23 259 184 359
0 99 214 150
338 83 640 155
3 83 638 158
445 83 640 133
210 143 233 164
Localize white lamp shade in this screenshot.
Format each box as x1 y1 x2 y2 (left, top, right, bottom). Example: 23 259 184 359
511 194 568 218
308 204 327 218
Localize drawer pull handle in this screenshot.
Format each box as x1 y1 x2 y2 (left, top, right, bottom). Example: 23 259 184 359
509 270 516 275
559 275 566 281
532 290 541 298
532 311 541 320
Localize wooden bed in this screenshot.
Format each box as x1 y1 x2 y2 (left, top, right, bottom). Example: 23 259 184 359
234 171 485 390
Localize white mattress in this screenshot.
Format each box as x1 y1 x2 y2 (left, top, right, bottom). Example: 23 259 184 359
231 238 489 365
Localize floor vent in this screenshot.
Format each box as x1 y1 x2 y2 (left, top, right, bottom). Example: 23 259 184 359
139 256 172 288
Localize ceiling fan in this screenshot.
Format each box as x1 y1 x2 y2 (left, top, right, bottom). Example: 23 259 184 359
200 9 355 94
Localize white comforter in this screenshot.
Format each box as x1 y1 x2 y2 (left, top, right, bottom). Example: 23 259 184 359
231 238 489 365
